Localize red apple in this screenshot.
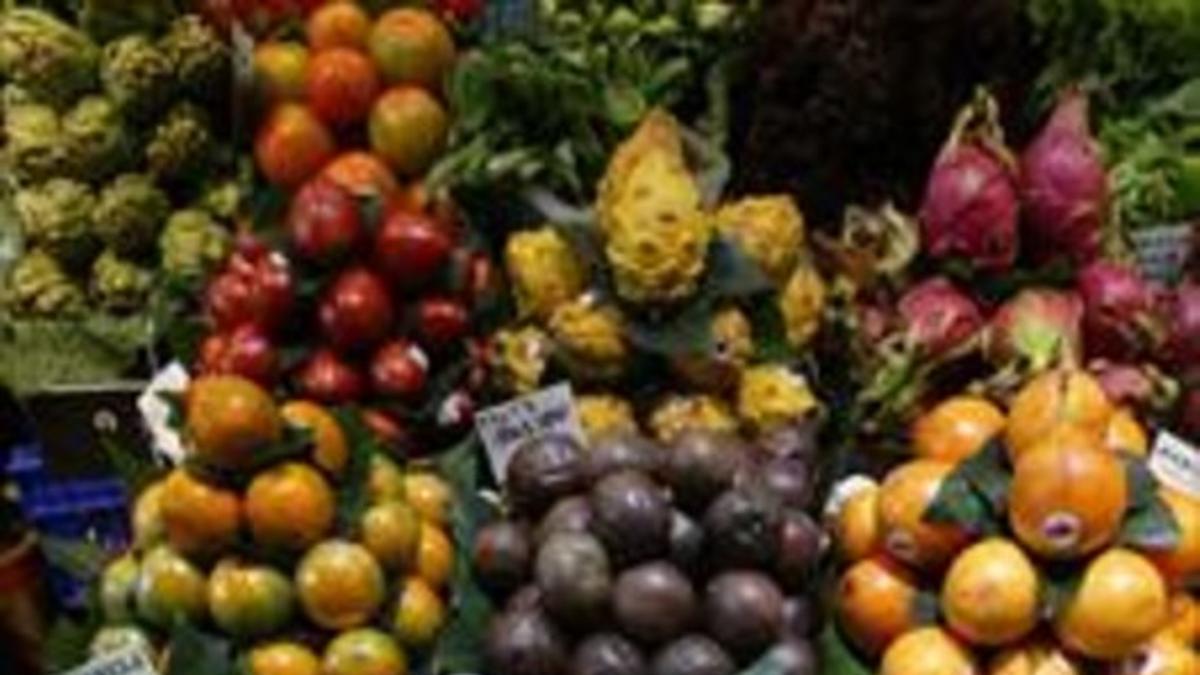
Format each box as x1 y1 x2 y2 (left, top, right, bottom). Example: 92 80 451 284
370 340 428 400
204 247 295 334
319 267 395 352
287 177 363 265
295 348 365 403
373 211 453 290
197 324 278 386
415 295 470 348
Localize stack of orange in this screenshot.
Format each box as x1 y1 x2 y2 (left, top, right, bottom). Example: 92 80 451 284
831 368 1199 674
93 375 457 675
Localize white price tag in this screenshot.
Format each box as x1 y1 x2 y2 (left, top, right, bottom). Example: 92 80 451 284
1149 430 1200 499
137 361 190 465
1131 223 1194 283
64 646 157 675
475 383 585 483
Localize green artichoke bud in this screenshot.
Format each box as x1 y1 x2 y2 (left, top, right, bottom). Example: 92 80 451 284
3 102 69 183
160 15 229 100
145 103 212 183
15 179 99 272
159 209 230 280
3 250 86 317
195 180 242 220
0 9 99 108
62 96 130 180
94 174 171 257
90 249 152 313
100 35 175 121
81 0 175 43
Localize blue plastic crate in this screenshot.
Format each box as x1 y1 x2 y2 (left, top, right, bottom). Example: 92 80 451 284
5 443 130 609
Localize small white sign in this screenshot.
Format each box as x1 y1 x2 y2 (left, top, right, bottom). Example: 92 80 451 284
137 361 191 465
64 646 157 675
1131 223 1194 283
475 383 584 483
1150 430 1200 499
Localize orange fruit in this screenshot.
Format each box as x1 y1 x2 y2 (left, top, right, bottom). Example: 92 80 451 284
1106 407 1149 457
322 151 401 200
254 42 310 105
1162 593 1198 646
414 521 453 590
836 556 923 656
1145 488 1200 588
159 468 241 560
402 471 452 526
367 9 455 91
369 454 407 504
186 375 282 471
132 479 166 550
941 538 1039 646
835 482 882 563
281 400 349 477
323 628 408 675
1005 369 1113 462
256 103 336 188
246 462 336 551
988 640 1080 675
391 576 446 648
912 396 1005 463
207 558 295 639
307 1 371 51
877 459 972 570
360 501 421 571
1008 425 1126 560
1110 633 1197 675
1055 548 1170 660
134 545 209 628
307 48 381 126
297 540 386 630
368 86 447 177
247 642 321 675
880 627 978 675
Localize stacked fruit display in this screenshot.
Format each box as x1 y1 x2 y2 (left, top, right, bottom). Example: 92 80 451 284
0 5 235 317
91 374 458 674
829 368 1199 674
471 428 824 675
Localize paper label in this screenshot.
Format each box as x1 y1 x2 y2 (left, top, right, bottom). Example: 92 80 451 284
474 383 584 483
1131 223 1194 283
64 647 156 675
137 362 190 465
1149 430 1200 499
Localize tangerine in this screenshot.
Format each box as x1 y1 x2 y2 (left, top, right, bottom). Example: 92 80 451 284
307 1 371 51
941 538 1040 646
402 471 452 525
186 375 282 471
880 627 978 675
246 462 336 552
367 9 455 91
323 628 408 675
834 481 881 563
160 468 241 560
1106 407 1149 457
368 86 447 177
207 558 295 638
256 103 336 188
247 642 321 675
254 42 309 105
414 520 453 590
912 396 1005 463
281 400 349 477
322 151 401 200
877 459 972 570
307 48 380 126
836 556 923 656
1110 633 1197 675
1145 488 1200 588
296 540 386 630
1055 548 1170 660
132 479 166 550
988 640 1081 675
135 545 209 628
1161 593 1198 647
391 576 446 648
370 454 407 504
1005 369 1113 462
360 501 421 572
1008 425 1126 560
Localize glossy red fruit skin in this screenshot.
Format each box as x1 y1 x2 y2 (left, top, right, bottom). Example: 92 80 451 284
362 408 416 455
287 177 364 265
319 267 395 353
416 296 470 348
205 247 295 335
370 340 428 400
373 211 453 291
294 348 366 403
198 324 279 386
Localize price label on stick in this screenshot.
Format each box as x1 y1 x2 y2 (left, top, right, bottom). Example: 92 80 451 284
475 383 585 483
1149 430 1200 499
63 647 157 675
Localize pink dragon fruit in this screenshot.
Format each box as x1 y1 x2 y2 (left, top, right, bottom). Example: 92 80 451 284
1089 360 1177 414
1166 281 1200 367
897 277 984 357
1077 260 1163 359
1021 89 1109 265
920 92 1020 272
984 288 1083 372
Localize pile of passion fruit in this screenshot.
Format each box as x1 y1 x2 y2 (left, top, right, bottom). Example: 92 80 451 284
472 427 824 675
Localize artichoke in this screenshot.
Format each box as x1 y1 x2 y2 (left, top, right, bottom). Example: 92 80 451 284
15 179 98 272
3 250 85 316
100 35 175 120
3 102 69 183
0 9 99 108
90 249 152 313
160 15 229 100
94 174 171 257
62 96 129 179
145 103 212 182
504 227 587 320
195 180 242 220
158 209 230 280
81 0 175 43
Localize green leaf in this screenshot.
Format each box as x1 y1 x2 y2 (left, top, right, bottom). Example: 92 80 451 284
1124 456 1160 509
707 237 772 300
332 408 379 534
816 624 873 675
912 591 942 625
42 615 98 674
746 299 792 364
923 473 997 536
623 296 715 356
1039 564 1083 621
99 431 163 496
1120 491 1181 551
957 438 1012 514
0 315 152 395
39 536 110 583
166 622 233 675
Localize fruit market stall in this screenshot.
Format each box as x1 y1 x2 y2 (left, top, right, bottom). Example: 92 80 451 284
0 1 1197 675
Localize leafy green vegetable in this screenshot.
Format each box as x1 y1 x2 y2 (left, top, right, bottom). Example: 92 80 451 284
0 314 152 395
